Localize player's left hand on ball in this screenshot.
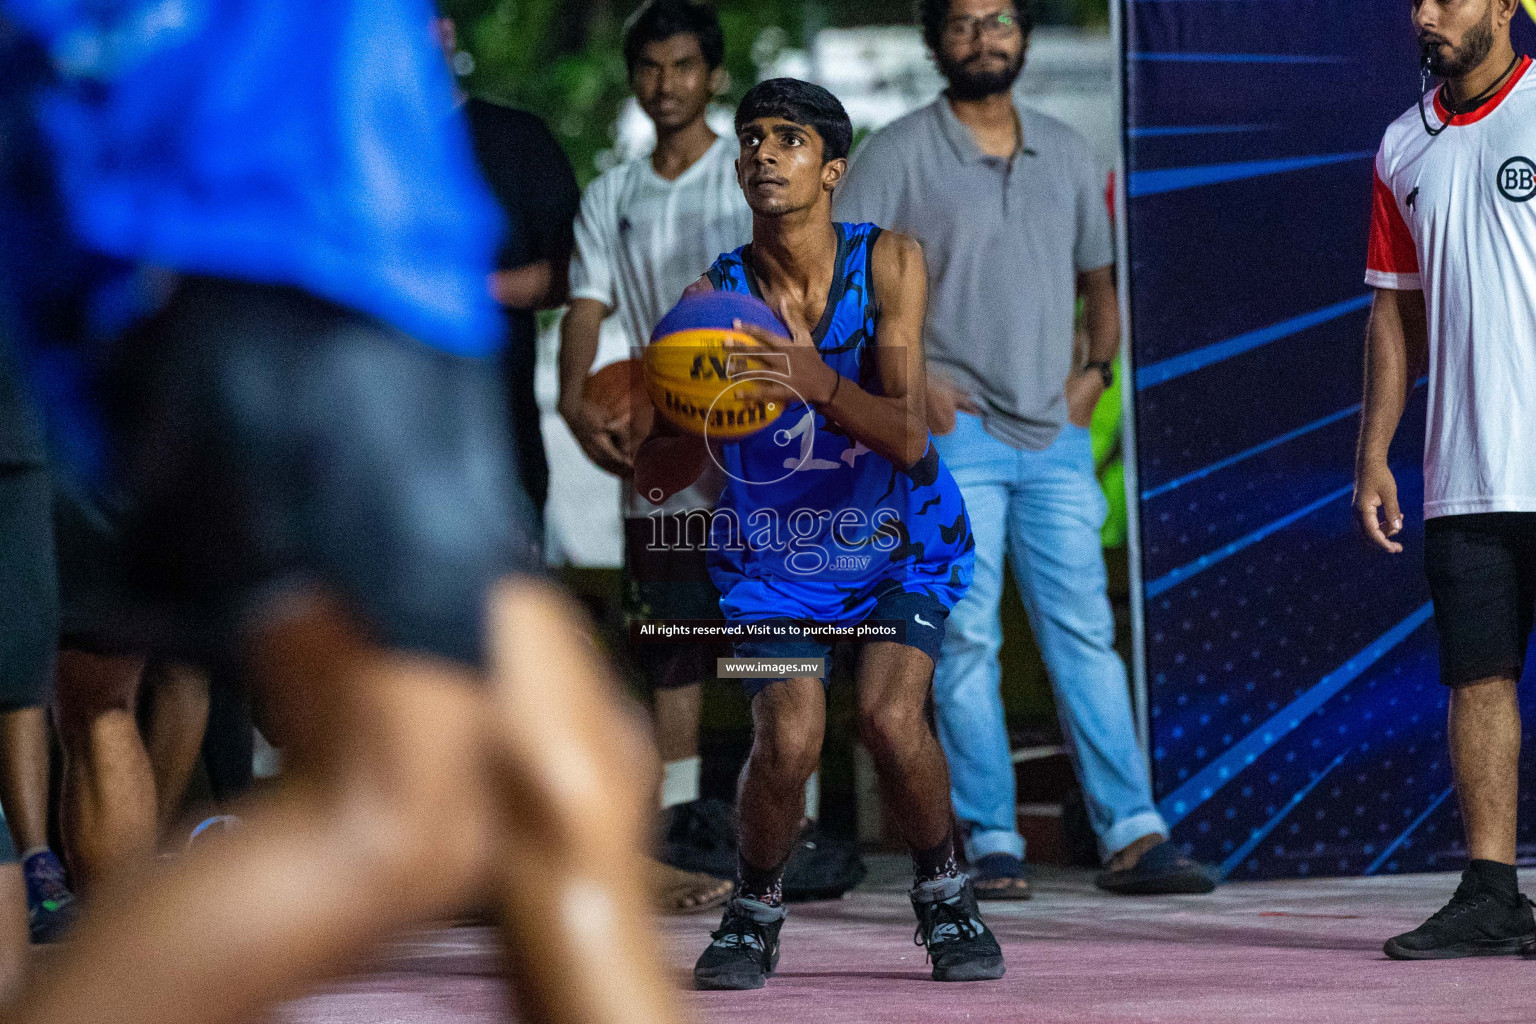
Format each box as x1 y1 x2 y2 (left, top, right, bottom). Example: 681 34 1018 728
727 299 838 407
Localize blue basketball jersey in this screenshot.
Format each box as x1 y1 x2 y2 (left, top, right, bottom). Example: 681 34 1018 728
702 221 973 623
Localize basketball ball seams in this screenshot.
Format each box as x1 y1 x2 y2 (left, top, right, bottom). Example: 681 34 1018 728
643 330 787 439
645 292 796 440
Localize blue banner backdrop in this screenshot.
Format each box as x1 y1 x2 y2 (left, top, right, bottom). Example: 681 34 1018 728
1123 1 1536 880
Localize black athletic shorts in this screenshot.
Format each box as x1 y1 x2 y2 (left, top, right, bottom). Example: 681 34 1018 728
53 478 137 654
0 464 57 710
1424 513 1536 688
622 513 723 690
93 277 541 668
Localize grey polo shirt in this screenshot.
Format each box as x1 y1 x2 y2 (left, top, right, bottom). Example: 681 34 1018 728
834 96 1114 451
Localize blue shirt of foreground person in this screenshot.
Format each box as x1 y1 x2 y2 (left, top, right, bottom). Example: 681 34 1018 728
2 0 502 358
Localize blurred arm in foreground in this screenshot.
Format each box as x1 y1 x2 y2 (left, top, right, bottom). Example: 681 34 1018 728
0 3 684 1023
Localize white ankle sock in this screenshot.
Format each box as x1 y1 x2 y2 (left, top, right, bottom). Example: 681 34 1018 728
661 755 702 809
804 770 821 820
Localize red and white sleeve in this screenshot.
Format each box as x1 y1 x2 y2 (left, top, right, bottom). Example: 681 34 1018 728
1365 149 1421 290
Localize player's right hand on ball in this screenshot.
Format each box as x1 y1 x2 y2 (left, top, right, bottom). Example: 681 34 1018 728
561 399 633 477
727 303 835 409
1353 462 1404 554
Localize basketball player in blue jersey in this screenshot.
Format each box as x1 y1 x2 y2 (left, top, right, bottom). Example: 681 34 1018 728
636 78 1005 990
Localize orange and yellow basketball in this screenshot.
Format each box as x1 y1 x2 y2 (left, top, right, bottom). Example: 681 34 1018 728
644 292 792 440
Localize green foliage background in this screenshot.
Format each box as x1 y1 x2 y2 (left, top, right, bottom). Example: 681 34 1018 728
441 0 1110 187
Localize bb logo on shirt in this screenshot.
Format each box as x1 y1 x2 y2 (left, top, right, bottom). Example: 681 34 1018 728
1497 157 1536 202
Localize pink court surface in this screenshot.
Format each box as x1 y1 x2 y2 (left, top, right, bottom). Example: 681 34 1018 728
272 858 1536 1024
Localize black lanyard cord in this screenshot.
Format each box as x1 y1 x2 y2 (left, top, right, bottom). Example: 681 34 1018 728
1420 50 1524 138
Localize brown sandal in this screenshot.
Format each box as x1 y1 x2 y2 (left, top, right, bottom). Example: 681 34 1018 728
650 860 734 914
1094 841 1216 895
971 853 1033 901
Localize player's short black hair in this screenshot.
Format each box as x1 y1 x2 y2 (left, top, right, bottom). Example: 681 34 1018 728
735 78 853 163
917 0 1032 52
623 0 726 76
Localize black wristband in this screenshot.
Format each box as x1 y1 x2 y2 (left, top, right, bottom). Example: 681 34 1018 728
1085 360 1114 388
823 372 843 406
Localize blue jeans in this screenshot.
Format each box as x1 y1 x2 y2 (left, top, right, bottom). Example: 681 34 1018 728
932 414 1166 863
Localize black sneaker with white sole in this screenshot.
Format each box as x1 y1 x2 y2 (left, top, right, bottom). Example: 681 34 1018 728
911 875 1006 982
1384 870 1536 960
693 897 787 990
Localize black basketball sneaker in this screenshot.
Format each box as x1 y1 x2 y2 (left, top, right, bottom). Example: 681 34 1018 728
693 896 787 990
1384 867 1536 960
910 875 1006 981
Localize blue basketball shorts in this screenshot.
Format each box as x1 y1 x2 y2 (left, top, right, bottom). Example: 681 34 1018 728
727 587 949 697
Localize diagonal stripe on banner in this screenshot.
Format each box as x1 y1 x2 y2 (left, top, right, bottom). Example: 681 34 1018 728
1132 52 1351 64
1128 151 1374 198
1158 603 1434 826
1141 379 1425 501
1130 124 1271 138
1142 405 1361 500
1217 749 1351 879
1144 484 1352 598
1135 294 1373 389
1365 786 1456 875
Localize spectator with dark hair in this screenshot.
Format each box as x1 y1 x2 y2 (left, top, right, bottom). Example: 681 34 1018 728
837 0 1216 898
917 0 1032 54
557 0 753 872
731 76 854 162
623 0 725 75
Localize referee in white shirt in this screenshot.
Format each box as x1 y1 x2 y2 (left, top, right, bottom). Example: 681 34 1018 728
1356 0 1536 960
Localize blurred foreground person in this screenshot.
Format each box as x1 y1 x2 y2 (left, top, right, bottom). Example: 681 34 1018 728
0 4 682 1024
0 848 24 1002
441 5 729 919
51 479 215 890
1357 0 1536 960
141 659 215 839
0 705 71 943
0 342 77 945
54 647 211 890
0 340 66 966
